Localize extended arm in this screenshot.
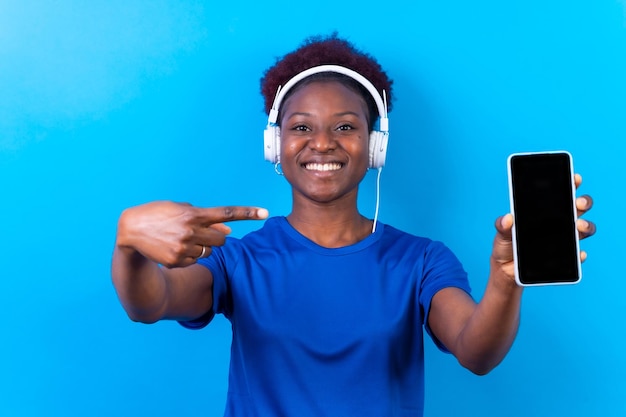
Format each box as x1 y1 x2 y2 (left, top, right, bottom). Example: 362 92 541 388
112 245 213 323
428 176 595 375
428 214 522 375
111 201 268 323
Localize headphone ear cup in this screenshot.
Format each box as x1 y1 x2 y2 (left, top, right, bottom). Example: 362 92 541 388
368 131 389 169
264 126 281 163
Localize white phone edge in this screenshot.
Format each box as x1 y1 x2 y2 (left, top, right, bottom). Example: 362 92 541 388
506 150 582 287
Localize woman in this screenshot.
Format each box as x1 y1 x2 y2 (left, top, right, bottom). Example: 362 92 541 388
111 34 596 416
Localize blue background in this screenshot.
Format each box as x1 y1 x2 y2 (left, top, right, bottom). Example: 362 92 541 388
1 1 625 416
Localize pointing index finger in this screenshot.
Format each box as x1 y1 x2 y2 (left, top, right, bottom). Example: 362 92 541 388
195 206 269 226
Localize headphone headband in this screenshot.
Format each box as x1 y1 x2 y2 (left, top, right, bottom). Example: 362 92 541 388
267 65 388 132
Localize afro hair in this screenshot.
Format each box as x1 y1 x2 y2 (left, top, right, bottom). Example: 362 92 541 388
260 33 394 126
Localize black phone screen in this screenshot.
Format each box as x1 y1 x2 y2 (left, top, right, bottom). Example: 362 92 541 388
509 152 581 285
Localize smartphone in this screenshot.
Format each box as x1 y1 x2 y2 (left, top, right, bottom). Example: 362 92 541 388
507 151 581 286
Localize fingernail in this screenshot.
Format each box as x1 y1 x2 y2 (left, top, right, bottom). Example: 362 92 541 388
257 208 269 219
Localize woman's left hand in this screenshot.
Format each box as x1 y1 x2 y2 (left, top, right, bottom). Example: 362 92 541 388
491 173 596 282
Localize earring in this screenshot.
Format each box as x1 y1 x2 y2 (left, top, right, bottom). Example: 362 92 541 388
274 162 284 176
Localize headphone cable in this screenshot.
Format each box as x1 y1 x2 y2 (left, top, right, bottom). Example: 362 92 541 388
372 167 382 233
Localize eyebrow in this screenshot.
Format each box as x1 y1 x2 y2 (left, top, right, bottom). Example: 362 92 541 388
284 111 362 120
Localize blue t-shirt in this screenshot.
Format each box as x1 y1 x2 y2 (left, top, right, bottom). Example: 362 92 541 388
182 217 471 417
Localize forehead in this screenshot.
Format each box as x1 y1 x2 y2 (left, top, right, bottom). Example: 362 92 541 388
281 80 368 110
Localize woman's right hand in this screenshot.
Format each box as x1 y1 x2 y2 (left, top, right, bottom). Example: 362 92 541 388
116 201 269 268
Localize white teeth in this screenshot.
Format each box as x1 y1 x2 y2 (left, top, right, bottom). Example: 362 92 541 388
304 162 342 171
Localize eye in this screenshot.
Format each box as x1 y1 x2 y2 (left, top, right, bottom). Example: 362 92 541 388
291 124 310 132
337 124 355 131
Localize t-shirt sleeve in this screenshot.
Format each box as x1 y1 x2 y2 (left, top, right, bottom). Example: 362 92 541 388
178 244 232 330
419 240 472 353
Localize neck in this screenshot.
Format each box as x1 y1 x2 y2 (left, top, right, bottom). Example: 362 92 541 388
287 201 373 248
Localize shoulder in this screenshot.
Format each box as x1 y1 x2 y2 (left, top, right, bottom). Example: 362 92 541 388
214 216 290 256
378 223 437 251
197 220 280 276
377 223 463 268
238 216 288 246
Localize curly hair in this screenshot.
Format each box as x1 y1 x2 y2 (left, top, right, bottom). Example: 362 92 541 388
260 33 394 129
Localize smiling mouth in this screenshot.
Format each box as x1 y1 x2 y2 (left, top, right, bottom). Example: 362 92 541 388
303 162 344 171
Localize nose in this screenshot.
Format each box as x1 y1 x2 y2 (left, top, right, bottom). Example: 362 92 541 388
310 129 336 152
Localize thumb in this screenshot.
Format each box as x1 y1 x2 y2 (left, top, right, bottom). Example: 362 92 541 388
491 213 515 267
209 223 233 235
495 213 514 238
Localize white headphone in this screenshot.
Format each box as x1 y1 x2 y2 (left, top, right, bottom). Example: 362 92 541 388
263 65 389 169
